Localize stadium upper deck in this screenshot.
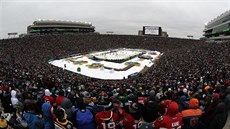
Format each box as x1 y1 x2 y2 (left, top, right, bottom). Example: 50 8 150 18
27 19 95 35
204 10 230 40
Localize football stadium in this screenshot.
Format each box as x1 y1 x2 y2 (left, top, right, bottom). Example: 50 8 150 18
0 3 230 129
27 19 95 36
204 10 230 41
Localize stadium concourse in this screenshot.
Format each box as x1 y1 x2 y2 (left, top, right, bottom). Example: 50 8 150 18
0 34 230 129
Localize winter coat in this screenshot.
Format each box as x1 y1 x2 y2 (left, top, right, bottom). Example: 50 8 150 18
42 102 55 129
1 92 14 113
208 102 228 129
224 87 230 111
142 100 159 122
23 112 44 129
181 98 203 129
11 90 18 108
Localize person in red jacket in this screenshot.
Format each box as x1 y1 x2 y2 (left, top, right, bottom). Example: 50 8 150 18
95 101 119 129
43 89 55 106
56 90 66 107
117 103 142 129
153 101 183 129
159 99 172 115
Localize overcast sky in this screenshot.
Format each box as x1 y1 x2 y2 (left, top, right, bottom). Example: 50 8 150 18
0 0 229 39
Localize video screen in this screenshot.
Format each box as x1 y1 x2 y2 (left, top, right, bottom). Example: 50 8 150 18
143 26 161 35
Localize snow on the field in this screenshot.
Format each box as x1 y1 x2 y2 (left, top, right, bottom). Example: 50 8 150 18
49 48 161 80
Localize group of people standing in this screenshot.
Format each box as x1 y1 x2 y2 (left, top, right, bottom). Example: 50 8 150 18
0 83 229 129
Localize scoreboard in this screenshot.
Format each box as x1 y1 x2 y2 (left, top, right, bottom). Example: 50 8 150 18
143 26 162 36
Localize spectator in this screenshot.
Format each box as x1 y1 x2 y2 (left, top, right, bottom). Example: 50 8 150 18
159 99 172 115
177 95 188 112
153 101 182 129
203 93 220 126
42 101 55 129
43 89 55 106
181 98 203 129
0 102 9 129
72 98 96 129
224 86 230 111
8 102 28 129
1 87 14 113
54 107 73 129
56 90 66 107
11 90 18 108
117 102 143 129
61 97 74 121
23 100 44 129
142 98 159 129
95 101 119 129
208 102 228 129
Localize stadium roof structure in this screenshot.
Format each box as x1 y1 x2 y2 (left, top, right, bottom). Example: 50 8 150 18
33 19 93 27
203 10 230 41
27 19 95 35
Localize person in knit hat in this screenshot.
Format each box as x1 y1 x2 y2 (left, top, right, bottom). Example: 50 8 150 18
202 93 220 127
73 98 96 129
43 89 55 106
204 86 210 92
55 107 73 129
142 96 159 129
1 87 14 113
95 101 119 129
42 101 55 129
181 98 203 129
159 99 172 115
11 90 18 108
116 103 143 129
204 87 214 107
147 90 156 102
15 101 24 113
23 100 44 129
177 95 188 112
9 102 28 129
61 97 74 121
153 101 182 129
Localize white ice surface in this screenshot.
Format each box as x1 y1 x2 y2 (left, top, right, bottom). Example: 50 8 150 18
49 49 161 80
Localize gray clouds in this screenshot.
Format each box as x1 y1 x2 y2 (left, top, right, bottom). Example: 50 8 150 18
1 0 229 39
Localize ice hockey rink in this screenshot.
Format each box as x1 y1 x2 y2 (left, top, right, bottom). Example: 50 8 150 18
49 48 162 80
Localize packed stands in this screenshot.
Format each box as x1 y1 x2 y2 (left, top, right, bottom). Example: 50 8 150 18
0 34 229 129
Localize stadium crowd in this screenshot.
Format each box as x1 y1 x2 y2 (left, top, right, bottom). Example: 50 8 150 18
0 34 229 129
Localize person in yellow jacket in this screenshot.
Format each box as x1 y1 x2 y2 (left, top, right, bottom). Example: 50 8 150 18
55 108 73 129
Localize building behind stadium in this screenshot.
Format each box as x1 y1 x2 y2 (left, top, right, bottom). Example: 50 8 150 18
20 19 96 37
203 10 230 41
